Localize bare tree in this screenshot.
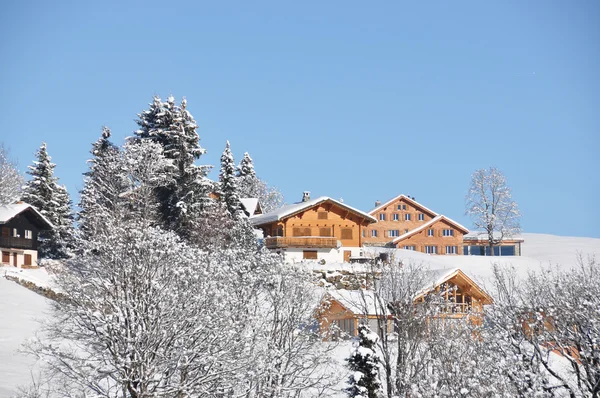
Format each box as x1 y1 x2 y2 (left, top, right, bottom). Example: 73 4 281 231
0 144 24 205
466 167 521 256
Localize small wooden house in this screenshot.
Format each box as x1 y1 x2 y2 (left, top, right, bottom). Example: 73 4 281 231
0 202 53 268
316 268 493 340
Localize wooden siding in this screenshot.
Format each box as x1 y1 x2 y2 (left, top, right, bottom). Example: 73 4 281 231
393 218 465 254
258 201 372 248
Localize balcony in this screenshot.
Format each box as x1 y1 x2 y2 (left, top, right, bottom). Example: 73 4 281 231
265 236 338 249
0 237 34 249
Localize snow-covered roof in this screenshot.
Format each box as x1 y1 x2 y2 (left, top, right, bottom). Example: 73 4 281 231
240 198 261 216
250 196 377 226
391 215 469 245
370 194 439 217
0 202 54 229
327 290 388 316
464 231 524 242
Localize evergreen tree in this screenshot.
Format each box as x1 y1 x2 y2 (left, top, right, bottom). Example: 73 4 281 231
346 324 381 398
21 142 75 259
78 127 124 240
219 141 241 218
235 150 284 212
134 95 211 238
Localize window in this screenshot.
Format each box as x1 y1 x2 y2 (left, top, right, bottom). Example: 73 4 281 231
404 245 416 251
425 246 438 254
397 204 402 210
335 318 356 339
341 228 353 240
402 204 407 210
273 226 283 237
318 212 328 220
319 228 331 237
388 230 399 237
12 228 19 238
442 229 454 237
362 230 366 237
24 230 32 239
418 213 425 221
393 213 399 221
405 214 411 221
379 213 386 221
303 250 318 260
445 246 457 254
293 227 311 237
371 230 378 237
427 229 435 237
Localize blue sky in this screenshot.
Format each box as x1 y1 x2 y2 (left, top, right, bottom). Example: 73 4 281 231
1 1 598 237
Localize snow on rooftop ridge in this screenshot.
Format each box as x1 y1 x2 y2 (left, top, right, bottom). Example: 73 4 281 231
240 198 260 216
369 194 439 217
0 202 54 228
250 196 377 226
390 215 468 244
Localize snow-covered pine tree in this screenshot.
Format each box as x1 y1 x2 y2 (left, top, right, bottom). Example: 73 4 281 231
235 150 284 212
346 324 381 398
134 95 212 238
219 140 241 218
78 127 125 241
21 142 75 258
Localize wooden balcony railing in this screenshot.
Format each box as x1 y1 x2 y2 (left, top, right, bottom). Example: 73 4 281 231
265 236 338 249
0 237 34 249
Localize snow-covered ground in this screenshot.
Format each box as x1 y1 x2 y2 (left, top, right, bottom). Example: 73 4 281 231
0 233 598 397
0 275 51 397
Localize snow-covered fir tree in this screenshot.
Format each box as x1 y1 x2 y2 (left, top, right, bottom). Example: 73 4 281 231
346 324 381 398
219 140 241 218
235 150 284 212
78 127 125 241
134 95 212 238
21 142 75 258
0 144 24 205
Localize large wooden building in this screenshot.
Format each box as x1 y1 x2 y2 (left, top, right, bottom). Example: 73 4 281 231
250 192 377 263
316 268 493 340
0 202 53 268
363 194 469 255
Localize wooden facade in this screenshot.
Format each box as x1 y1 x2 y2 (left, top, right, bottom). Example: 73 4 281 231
252 197 376 250
0 203 53 268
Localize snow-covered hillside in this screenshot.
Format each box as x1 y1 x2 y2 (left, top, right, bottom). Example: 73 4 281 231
0 275 51 398
0 233 598 397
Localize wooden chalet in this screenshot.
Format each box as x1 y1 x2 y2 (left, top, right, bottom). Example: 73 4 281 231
0 202 53 268
363 194 522 256
316 268 493 340
250 192 377 263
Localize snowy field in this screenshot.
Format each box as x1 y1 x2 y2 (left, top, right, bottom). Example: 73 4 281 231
0 233 599 397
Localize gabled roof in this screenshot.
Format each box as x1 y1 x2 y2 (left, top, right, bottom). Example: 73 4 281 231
0 202 54 229
325 267 493 316
370 194 438 217
240 198 262 217
250 196 377 226
413 268 494 305
391 215 469 245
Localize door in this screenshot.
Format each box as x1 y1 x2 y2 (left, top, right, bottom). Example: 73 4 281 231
343 250 351 263
12 253 17 267
1 251 9 264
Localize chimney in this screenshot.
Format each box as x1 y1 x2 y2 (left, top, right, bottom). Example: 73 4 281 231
375 200 381 207
302 191 311 202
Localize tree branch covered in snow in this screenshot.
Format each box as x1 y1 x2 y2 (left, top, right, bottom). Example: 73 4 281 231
0 144 24 205
466 167 521 255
